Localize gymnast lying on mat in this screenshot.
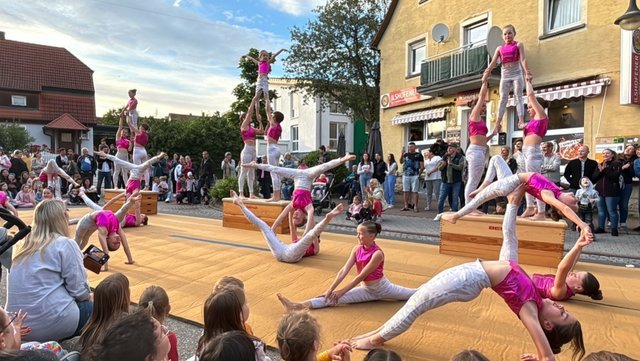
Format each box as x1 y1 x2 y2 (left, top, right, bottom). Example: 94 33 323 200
231 190 341 263
276 221 416 310
352 188 587 361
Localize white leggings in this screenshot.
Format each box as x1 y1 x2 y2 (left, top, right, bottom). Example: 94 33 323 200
128 110 138 129
309 276 416 309
104 153 160 180
464 144 488 204
238 202 326 263
114 149 130 187
238 144 256 196
267 144 280 194
498 65 524 121
500 203 520 262
523 145 545 213
132 146 149 184
253 158 345 190
43 160 75 199
378 260 490 340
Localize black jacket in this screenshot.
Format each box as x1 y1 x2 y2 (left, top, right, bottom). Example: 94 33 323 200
563 158 598 190
96 157 114 172
593 160 621 197
373 160 387 184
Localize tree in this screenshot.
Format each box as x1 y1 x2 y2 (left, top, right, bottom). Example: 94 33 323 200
284 0 389 125
100 108 124 126
0 123 35 152
230 48 280 119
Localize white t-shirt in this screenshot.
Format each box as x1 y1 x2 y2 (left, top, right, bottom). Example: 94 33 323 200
423 156 442 180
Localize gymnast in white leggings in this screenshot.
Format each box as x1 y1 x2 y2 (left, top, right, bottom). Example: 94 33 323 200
277 221 416 310
93 151 165 196
439 155 590 237
265 110 284 201
130 122 150 187
351 188 588 361
231 190 340 263
238 97 264 199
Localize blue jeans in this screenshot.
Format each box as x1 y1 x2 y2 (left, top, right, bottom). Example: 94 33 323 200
619 183 633 224
97 171 113 195
359 174 372 197
438 182 461 213
384 175 396 206
74 299 94 336
597 196 620 230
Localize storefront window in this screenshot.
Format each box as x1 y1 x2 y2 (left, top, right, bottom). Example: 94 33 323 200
408 122 425 141
427 119 447 140
509 98 584 132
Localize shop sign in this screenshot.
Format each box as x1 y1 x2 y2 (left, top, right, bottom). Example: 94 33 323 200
455 90 488 106
513 133 584 165
632 29 640 104
380 86 428 109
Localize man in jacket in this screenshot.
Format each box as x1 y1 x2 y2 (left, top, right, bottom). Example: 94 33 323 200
437 143 465 214
563 145 598 193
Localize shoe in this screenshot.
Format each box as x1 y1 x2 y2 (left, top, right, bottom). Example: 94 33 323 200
339 196 344 200
424 206 431 211
620 223 627 229
611 228 619 237
401 207 410 211
387 205 394 209
414 208 419 213
408 204 414 209
594 228 605 234
165 199 170 203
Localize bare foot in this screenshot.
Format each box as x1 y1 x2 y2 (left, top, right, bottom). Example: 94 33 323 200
520 207 536 218
230 190 244 206
440 213 458 224
276 293 307 311
266 197 281 202
341 153 357 162
328 203 344 217
249 194 258 199
528 213 546 221
351 336 383 350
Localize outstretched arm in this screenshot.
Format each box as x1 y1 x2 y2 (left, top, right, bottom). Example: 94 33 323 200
270 48 288 62
519 43 532 81
323 248 358 302
330 251 384 303
470 80 489 121
551 234 592 300
241 97 257 130
302 203 316 238
243 55 260 65
520 304 557 361
541 191 589 236
118 228 135 265
97 227 111 272
526 81 546 119
95 151 135 171
484 46 502 77
271 203 294 232
103 191 126 210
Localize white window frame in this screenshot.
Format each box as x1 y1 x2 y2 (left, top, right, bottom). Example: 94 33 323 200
329 122 347 150
543 0 584 35
406 36 426 77
11 95 27 107
461 14 490 48
329 102 346 114
291 125 299 151
289 92 299 119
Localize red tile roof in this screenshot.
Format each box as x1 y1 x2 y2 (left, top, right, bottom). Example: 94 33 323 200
44 113 88 130
0 39 94 92
40 93 97 124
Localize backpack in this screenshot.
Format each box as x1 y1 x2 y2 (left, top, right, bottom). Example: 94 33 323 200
80 157 92 172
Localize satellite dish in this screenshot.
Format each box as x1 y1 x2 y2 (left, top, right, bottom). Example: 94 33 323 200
486 26 505 57
432 23 450 43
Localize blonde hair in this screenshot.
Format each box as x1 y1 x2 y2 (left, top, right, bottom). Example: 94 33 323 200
277 310 320 361
369 178 380 188
14 200 69 262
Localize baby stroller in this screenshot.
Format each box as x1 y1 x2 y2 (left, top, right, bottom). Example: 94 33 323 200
312 173 336 216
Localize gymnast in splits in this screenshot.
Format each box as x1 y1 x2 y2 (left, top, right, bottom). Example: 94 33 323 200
38 159 80 199
439 154 590 237
93 150 165 196
72 190 148 229
277 221 416 310
243 153 356 237
352 188 588 361
231 190 341 263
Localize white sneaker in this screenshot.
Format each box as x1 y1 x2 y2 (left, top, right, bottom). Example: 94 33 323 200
339 196 344 200
387 204 394 209
620 223 627 229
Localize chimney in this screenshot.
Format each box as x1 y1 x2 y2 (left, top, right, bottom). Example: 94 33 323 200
0 32 5 40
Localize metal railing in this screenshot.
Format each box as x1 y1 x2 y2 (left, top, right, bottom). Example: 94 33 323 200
421 44 491 86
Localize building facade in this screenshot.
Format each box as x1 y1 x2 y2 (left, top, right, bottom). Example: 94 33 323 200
0 32 96 153
373 0 640 162
267 77 354 157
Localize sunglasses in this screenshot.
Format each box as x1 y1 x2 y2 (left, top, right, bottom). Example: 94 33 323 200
0 312 18 333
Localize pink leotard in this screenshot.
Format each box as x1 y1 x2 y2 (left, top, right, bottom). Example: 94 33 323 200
292 237 316 257
532 274 575 301
525 173 563 200
116 136 130 149
291 188 312 211
134 132 148 147
500 41 520 64
468 120 488 137
356 242 384 282
241 127 256 142
95 211 120 235
258 61 270 75
124 213 137 228
0 192 7 206
127 97 138 110
492 261 544 316
38 171 48 183
523 118 548 138
267 123 282 142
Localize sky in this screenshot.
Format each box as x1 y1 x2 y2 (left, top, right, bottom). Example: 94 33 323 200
0 0 325 118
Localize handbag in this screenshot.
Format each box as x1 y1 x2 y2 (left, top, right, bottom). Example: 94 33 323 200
83 244 110 274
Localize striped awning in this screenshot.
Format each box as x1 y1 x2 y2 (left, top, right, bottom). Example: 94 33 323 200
391 107 448 125
507 78 611 106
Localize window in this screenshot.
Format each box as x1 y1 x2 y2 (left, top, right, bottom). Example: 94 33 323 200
289 92 299 118
329 102 346 114
426 120 446 140
546 0 583 33
509 98 583 134
408 40 426 76
329 122 346 150
291 125 299 151
11 95 26 107
463 20 488 47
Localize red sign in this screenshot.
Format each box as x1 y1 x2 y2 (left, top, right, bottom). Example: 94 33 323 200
632 29 640 104
380 86 428 109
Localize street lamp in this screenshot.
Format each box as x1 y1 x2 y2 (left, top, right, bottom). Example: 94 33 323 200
615 0 640 30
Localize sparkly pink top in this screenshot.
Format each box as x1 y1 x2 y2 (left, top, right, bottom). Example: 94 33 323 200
258 61 270 76
492 261 544 316
127 97 138 110
95 211 120 235
356 242 384 282
116 136 130 149
500 41 520 64
532 274 575 301
526 173 562 200
134 132 148 147
524 118 548 138
468 120 488 136
0 192 7 205
267 123 282 142
124 213 137 228
241 127 256 142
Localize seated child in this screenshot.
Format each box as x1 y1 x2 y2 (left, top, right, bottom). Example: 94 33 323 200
346 195 362 221
354 199 374 224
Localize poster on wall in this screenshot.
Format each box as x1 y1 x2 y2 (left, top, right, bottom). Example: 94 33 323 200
512 133 584 165
594 136 639 162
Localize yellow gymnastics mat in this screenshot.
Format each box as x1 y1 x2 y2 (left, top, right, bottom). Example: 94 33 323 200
23 208 640 360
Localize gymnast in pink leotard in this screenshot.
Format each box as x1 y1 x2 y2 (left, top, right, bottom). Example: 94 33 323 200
243 48 288 116
238 97 264 199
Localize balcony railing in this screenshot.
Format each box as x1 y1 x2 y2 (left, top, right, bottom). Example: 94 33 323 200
421 44 492 86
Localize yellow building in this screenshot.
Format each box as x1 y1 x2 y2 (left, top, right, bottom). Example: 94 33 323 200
373 0 640 161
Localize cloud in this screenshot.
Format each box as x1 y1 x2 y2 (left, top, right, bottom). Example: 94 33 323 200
0 0 289 117
173 0 182 7
264 0 325 16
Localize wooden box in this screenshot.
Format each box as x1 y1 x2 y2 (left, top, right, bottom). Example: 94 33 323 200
222 198 290 234
439 213 566 267
103 189 159 215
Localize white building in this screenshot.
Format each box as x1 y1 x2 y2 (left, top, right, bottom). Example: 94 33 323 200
260 77 353 158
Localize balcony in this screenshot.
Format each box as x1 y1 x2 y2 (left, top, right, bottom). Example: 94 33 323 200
417 44 499 98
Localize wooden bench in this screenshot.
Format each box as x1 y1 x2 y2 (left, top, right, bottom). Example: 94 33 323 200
222 198 290 234
439 213 567 267
103 189 159 215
